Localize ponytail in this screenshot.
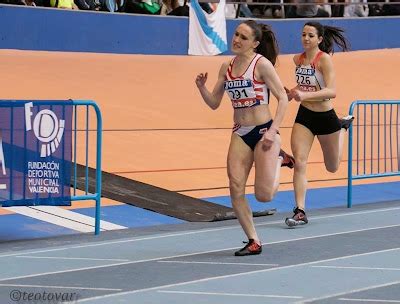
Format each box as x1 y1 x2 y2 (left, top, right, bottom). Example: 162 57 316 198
304 21 350 54
243 20 279 66
257 24 279 66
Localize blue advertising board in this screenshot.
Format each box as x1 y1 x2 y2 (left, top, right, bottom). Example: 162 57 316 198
0 100 73 206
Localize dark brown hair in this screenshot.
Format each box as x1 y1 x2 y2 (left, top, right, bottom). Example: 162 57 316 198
243 20 279 66
304 21 350 54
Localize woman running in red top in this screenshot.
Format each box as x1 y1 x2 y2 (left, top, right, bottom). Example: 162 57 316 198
285 21 353 227
195 20 294 256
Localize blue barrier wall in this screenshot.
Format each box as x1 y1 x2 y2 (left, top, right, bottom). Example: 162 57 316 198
0 5 399 55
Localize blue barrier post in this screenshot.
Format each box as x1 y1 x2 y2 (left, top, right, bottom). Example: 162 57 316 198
71 100 102 235
347 100 400 208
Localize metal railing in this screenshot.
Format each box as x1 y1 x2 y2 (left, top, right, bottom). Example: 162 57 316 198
347 100 400 208
197 0 400 19
0 100 103 235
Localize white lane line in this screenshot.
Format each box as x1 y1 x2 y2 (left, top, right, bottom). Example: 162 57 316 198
1 226 399 282
0 283 121 291
313 266 400 271
15 256 129 262
297 206 400 221
4 206 126 233
1 207 399 259
158 290 302 299
158 261 279 266
339 298 400 303
77 247 400 303
31 206 126 231
0 224 250 258
5 206 95 233
296 280 400 304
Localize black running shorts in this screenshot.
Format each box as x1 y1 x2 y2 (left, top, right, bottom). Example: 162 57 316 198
295 104 341 135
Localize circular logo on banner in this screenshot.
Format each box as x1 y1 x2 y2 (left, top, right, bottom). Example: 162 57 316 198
33 110 59 143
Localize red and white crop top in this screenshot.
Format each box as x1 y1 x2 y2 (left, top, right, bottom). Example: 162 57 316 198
224 54 270 109
295 51 326 93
